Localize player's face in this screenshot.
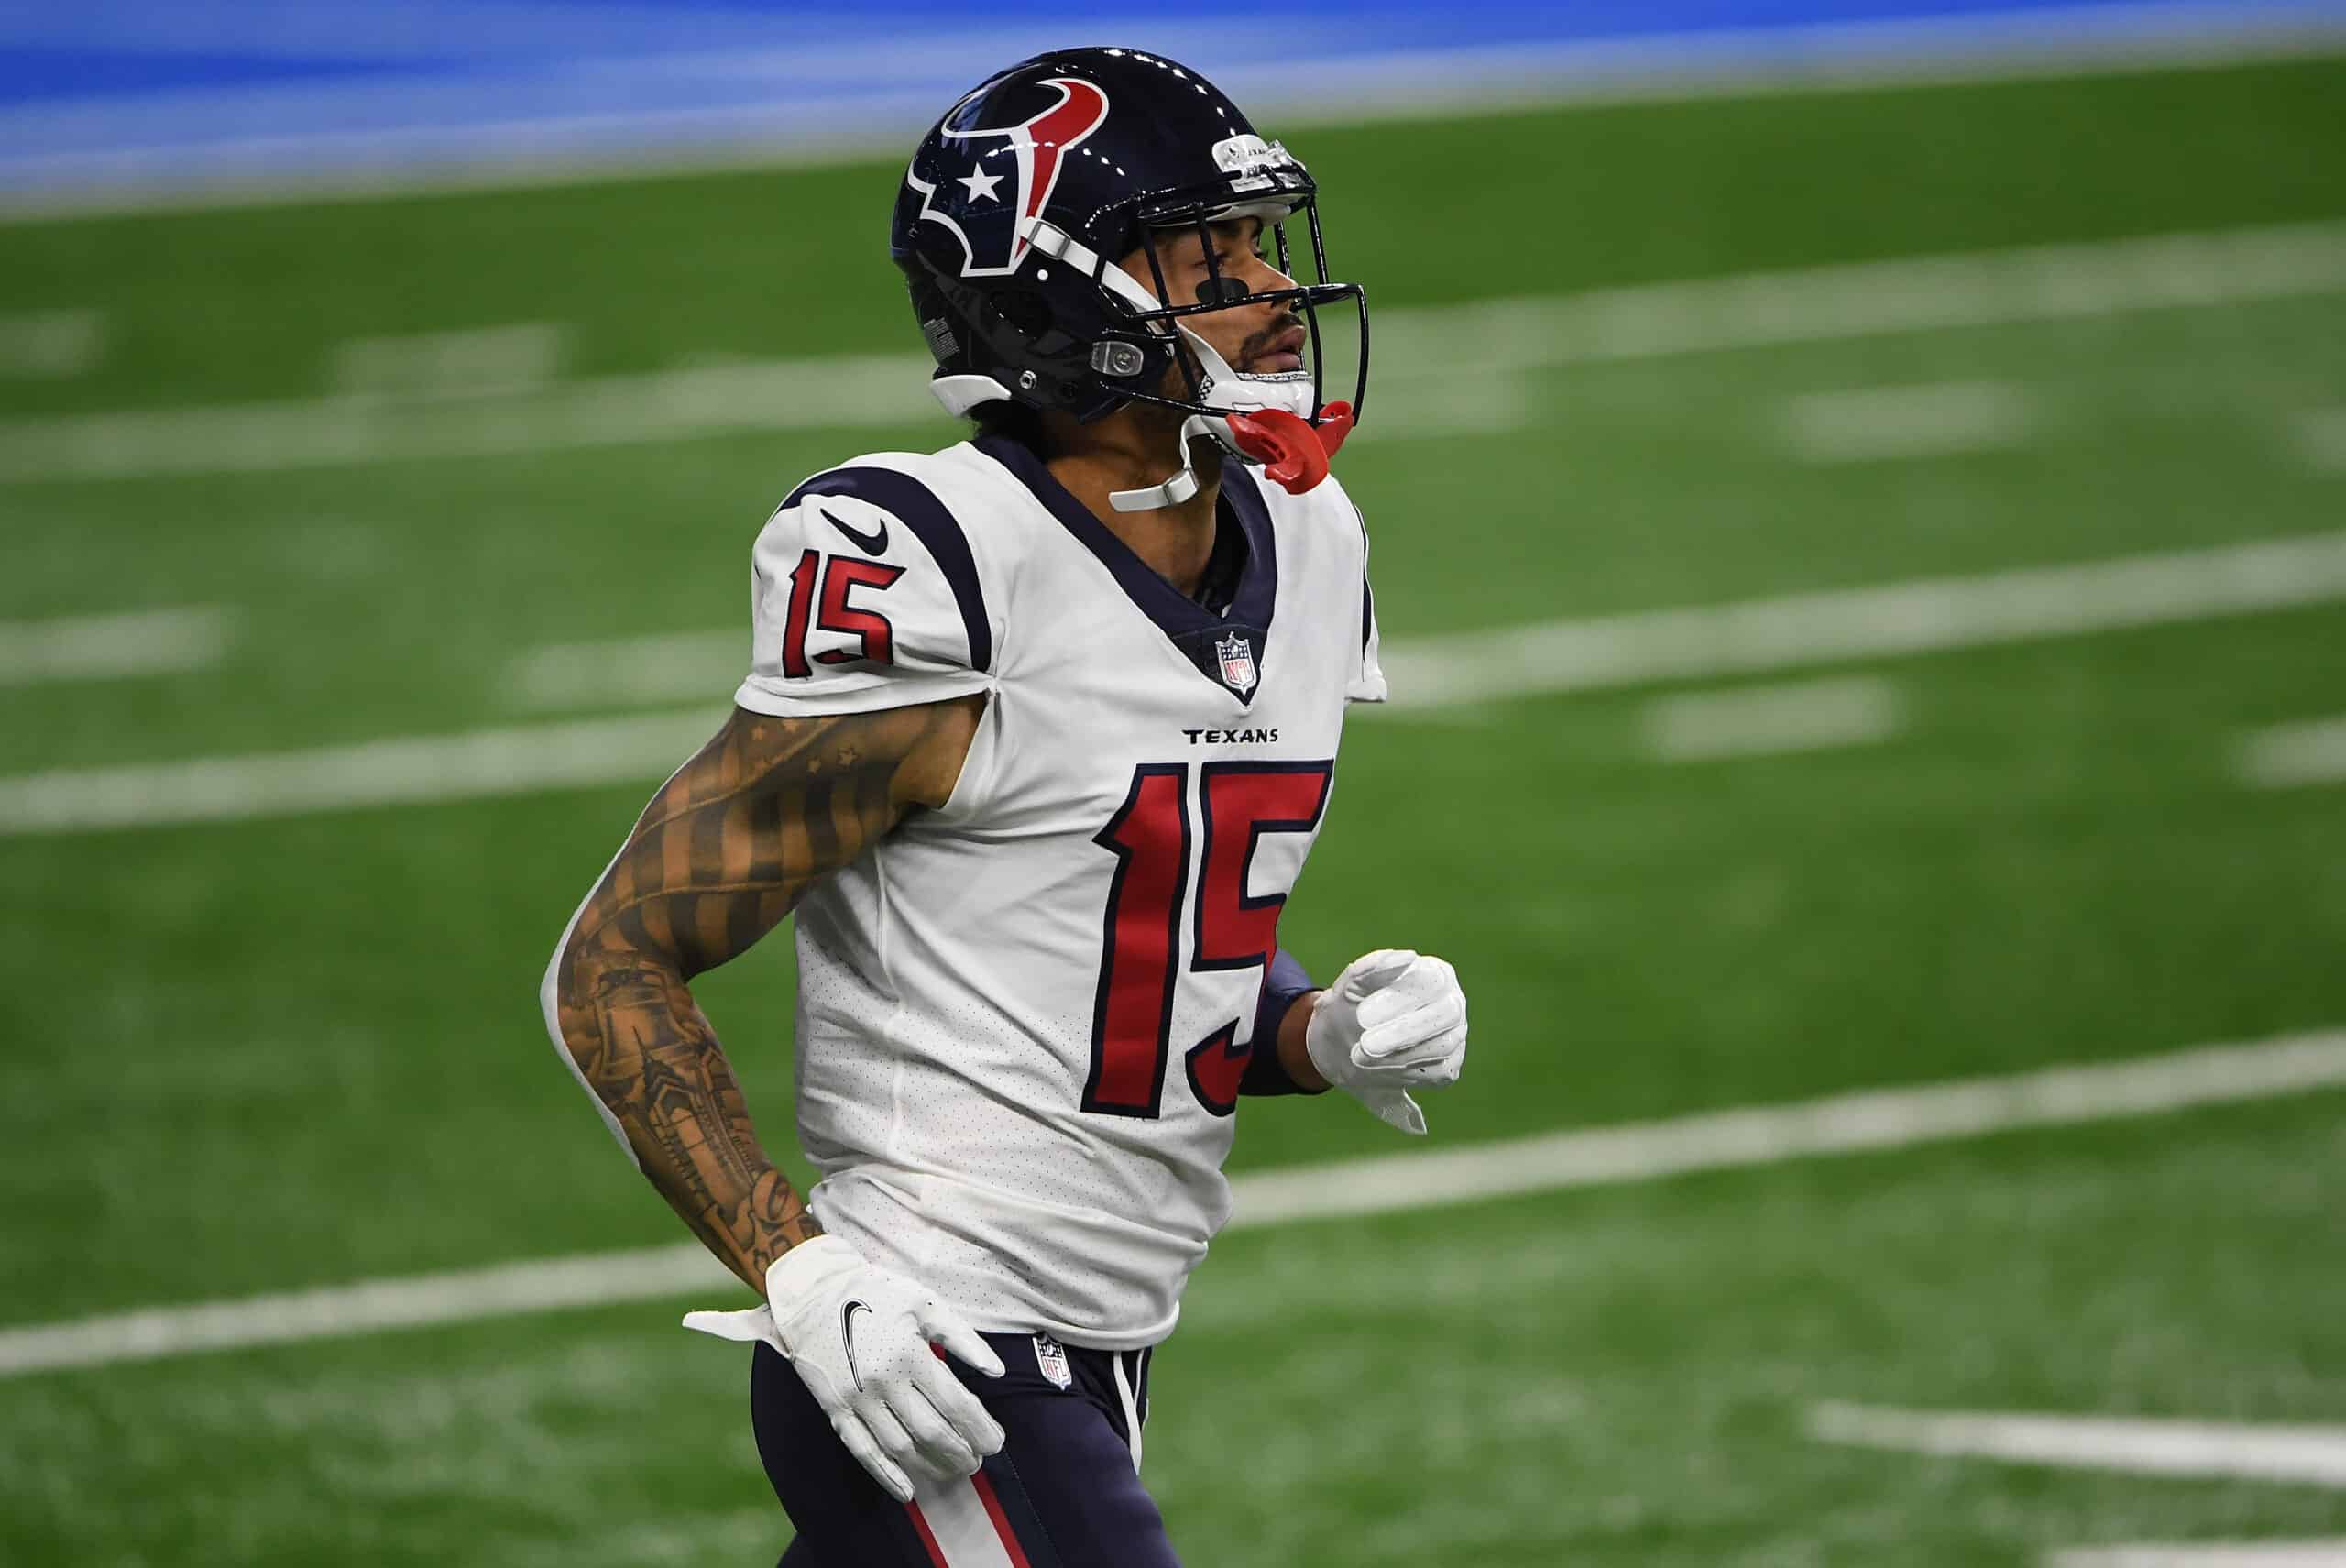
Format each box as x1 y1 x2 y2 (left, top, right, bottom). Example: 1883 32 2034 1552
1119 217 1306 384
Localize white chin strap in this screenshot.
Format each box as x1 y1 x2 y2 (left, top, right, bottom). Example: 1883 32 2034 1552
1104 341 1310 513
1109 413 1220 510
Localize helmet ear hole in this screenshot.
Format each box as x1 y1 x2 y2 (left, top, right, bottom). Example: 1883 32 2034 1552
1090 339 1150 378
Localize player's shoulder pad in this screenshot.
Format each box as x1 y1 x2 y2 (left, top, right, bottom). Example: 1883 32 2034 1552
1237 466 1373 594
1293 470 1385 705
751 452 994 675
1251 464 1368 547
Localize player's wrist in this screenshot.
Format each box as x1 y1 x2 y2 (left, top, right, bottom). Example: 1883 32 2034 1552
1280 990 1332 1091
762 1234 861 1310
1304 980 1387 1093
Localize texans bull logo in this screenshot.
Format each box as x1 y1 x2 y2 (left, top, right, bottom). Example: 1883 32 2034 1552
908 76 1111 278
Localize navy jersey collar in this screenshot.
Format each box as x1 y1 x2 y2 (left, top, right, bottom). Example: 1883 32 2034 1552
973 433 1278 703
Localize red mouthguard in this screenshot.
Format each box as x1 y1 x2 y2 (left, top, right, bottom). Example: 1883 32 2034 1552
1223 402 1355 495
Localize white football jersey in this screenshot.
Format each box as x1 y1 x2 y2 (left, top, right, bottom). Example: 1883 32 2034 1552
731 433 1385 1349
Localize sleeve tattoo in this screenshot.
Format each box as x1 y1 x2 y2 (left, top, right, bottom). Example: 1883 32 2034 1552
550 702 954 1290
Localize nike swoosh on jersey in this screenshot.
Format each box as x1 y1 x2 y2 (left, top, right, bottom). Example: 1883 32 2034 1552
841 1299 872 1390
824 509 890 555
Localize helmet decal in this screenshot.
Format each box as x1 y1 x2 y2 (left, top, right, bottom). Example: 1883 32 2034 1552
1210 133 1299 184
909 77 1111 278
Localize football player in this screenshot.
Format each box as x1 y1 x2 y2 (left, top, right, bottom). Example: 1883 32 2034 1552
542 46 1470 1566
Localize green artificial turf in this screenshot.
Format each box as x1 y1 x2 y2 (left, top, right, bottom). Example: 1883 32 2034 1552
2 52 2343 1566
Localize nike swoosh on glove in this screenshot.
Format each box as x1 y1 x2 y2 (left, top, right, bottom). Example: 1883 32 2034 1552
682 1234 1006 1502
1304 948 1468 1135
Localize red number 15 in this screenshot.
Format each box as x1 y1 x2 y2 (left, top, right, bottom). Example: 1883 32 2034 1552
781 549 904 677
1087 760 1333 1120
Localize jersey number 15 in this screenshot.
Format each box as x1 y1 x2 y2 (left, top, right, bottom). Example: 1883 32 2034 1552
780 549 904 676
1087 760 1333 1120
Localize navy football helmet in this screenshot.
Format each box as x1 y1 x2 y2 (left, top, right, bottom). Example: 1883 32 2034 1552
891 46 1368 508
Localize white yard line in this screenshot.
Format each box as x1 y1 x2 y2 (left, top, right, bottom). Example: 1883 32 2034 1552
2052 1541 2346 1566
1226 1029 2346 1226
1642 675 1901 762
0 709 719 835
502 532 2346 718
1369 221 2346 376
8 532 2340 832
329 322 569 400
1348 369 1538 441
501 630 745 712
1781 379 2035 463
0 352 929 482
2234 716 2346 790
5 221 2344 482
0 308 102 377
2297 407 2346 471
0 606 233 687
1 1028 2341 1378
1810 1403 2346 1489
0 1246 734 1381
1384 530 2346 707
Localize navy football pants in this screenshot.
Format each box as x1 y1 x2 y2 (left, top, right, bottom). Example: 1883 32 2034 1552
752 1332 1178 1567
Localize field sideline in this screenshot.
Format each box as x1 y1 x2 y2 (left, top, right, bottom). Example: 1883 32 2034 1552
3 51 2344 1568
11 3 2346 221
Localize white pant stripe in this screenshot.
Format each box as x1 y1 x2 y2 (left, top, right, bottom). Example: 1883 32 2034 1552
1111 1352 1145 1475
911 1475 1017 1568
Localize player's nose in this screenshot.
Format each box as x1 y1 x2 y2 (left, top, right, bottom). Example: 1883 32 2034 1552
1248 252 1299 293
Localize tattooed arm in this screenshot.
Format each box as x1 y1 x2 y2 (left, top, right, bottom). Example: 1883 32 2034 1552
544 697 981 1291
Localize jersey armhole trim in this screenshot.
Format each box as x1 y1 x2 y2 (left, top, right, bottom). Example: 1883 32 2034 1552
1348 499 1387 702
733 667 995 718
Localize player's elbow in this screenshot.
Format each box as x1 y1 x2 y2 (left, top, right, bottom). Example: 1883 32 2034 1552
541 924 585 1054
543 925 619 1071
540 929 645 1168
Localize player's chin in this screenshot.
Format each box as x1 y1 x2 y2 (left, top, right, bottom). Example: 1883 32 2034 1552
1244 351 1306 374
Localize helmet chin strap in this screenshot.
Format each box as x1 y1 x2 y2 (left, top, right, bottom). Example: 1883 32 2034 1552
1106 321 1353 512
1107 412 1220 510
1014 218 1353 514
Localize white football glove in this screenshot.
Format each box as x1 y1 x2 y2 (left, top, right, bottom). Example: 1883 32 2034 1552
1305 948 1468 1135
682 1234 1006 1503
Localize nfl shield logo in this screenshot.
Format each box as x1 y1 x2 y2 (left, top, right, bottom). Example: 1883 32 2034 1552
1215 632 1258 696
1034 1333 1073 1390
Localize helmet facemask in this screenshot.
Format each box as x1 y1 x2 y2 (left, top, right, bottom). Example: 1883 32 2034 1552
1121 185 1367 427
1009 156 1366 509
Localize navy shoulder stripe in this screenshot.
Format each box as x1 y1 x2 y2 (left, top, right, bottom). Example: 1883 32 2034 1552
785 466 992 674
